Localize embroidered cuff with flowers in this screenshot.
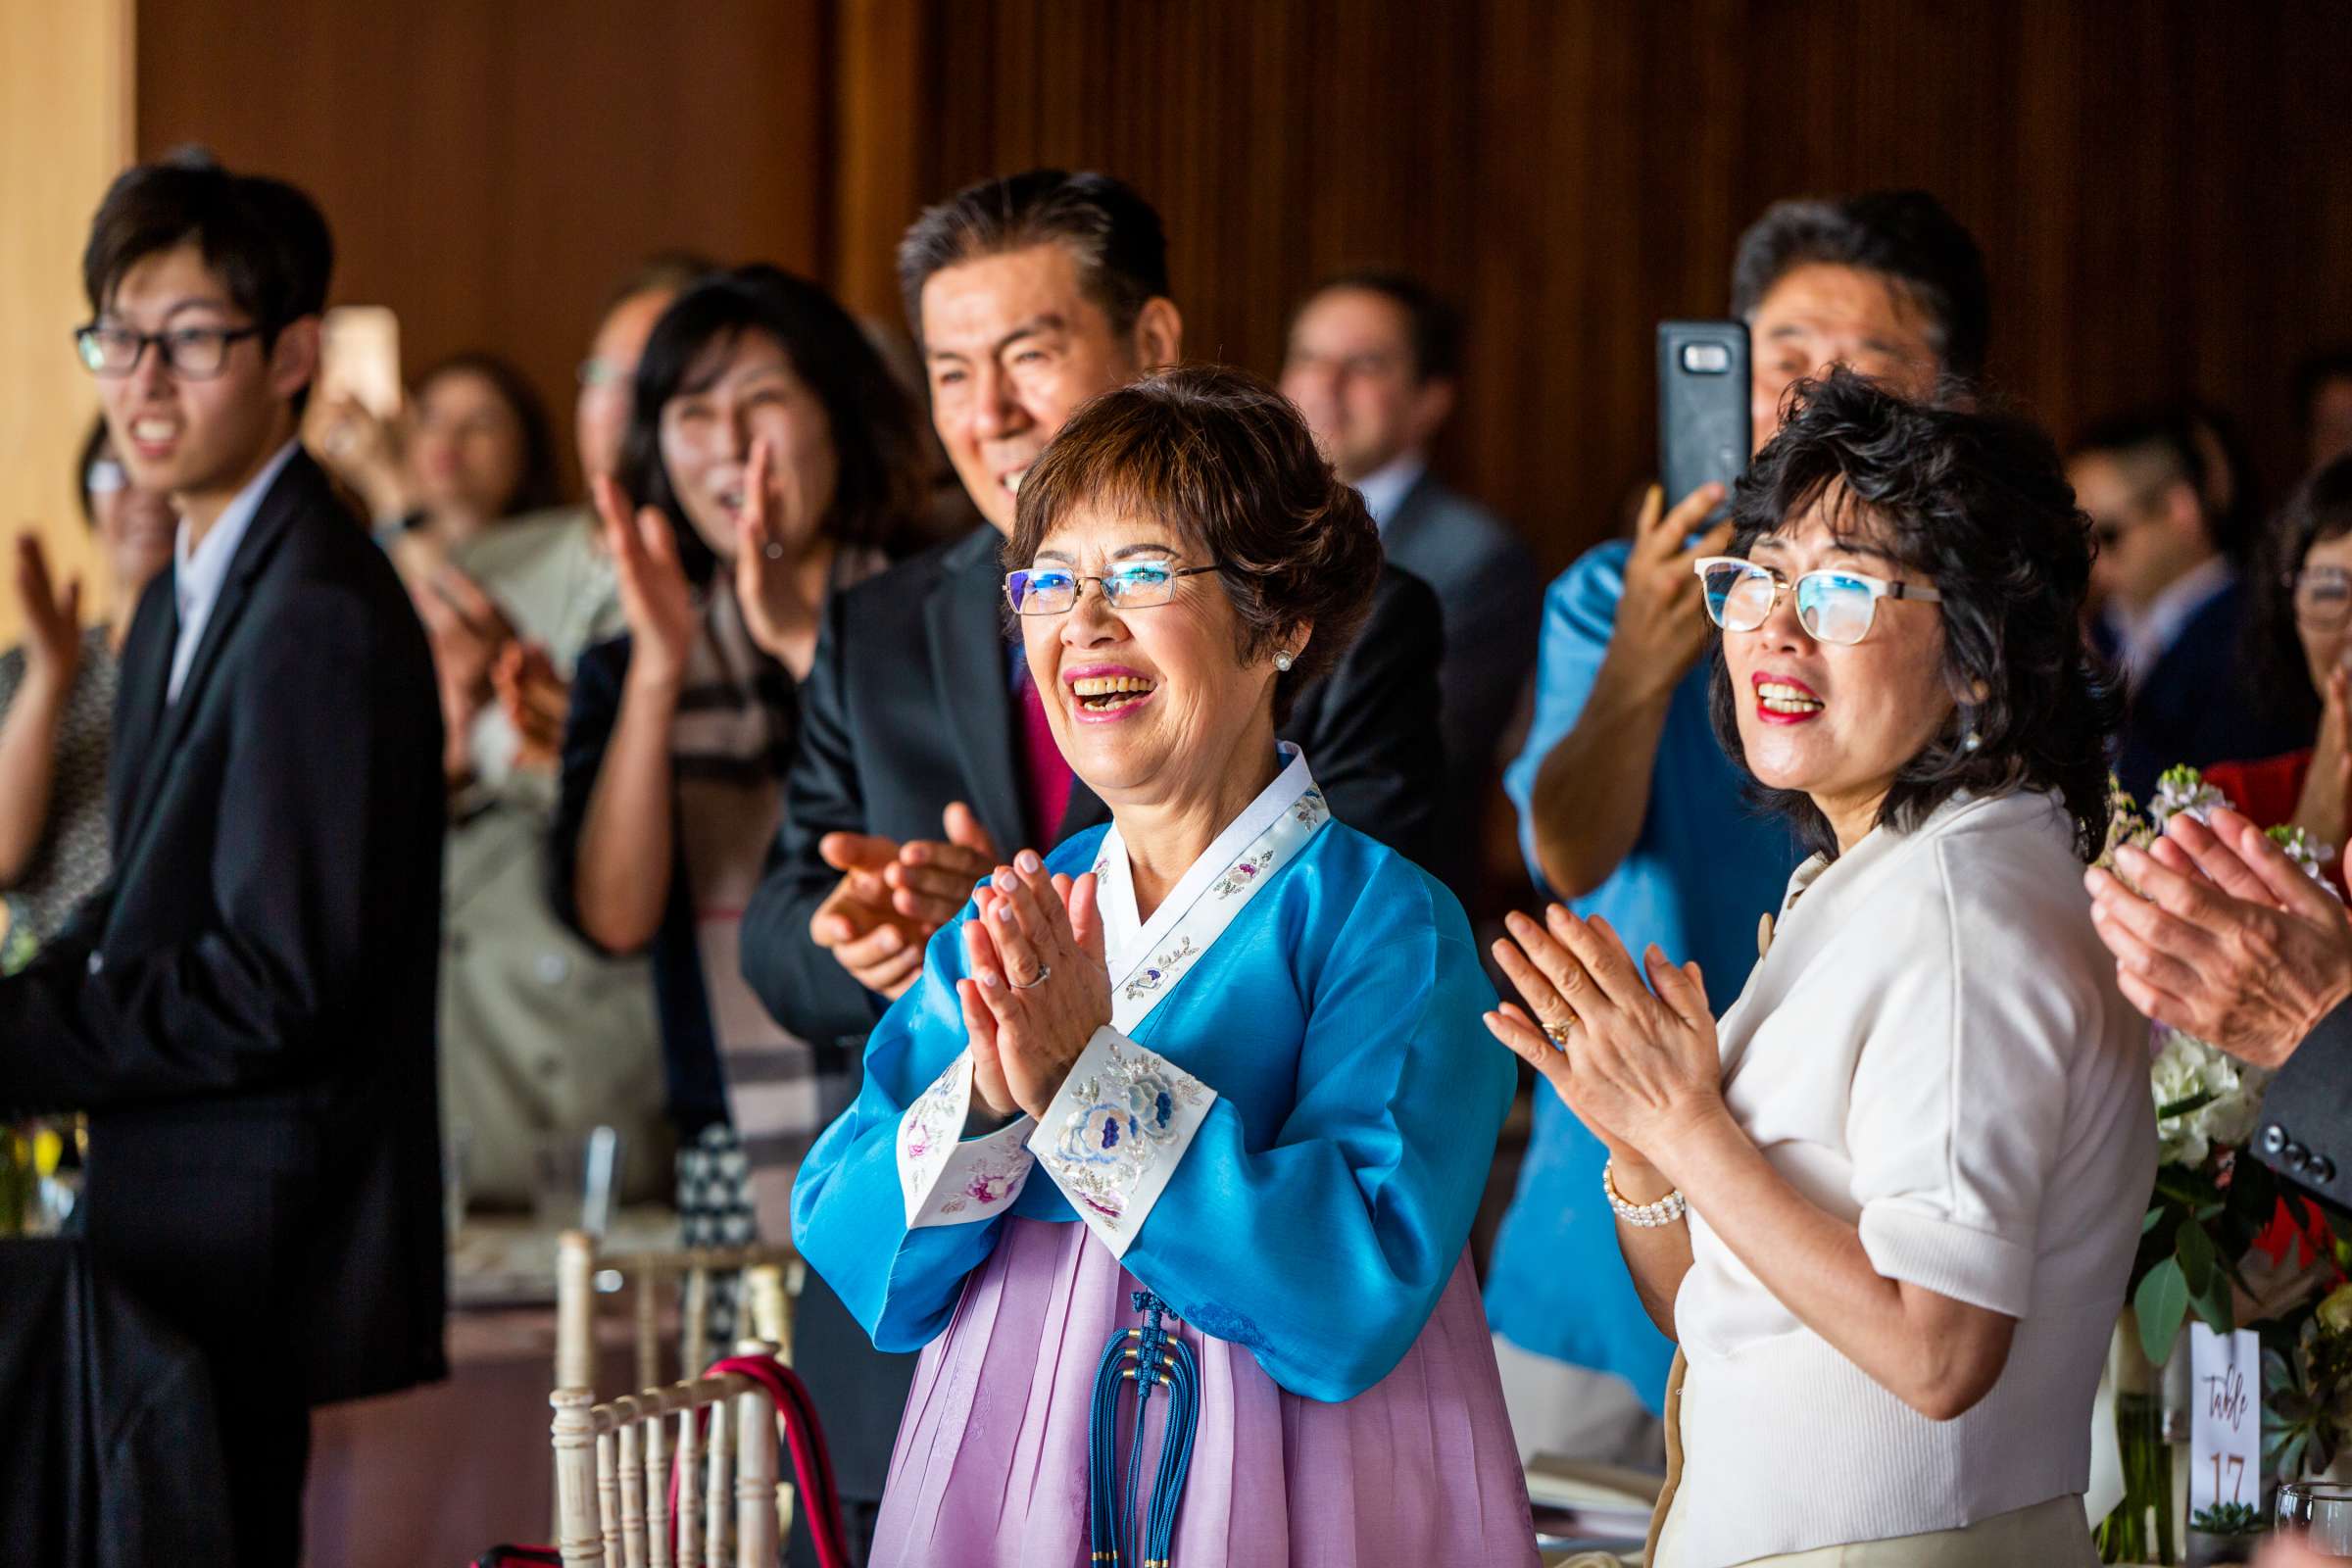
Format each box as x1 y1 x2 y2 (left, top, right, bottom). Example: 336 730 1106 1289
1027 1027 1215 1258
896 1049 1036 1229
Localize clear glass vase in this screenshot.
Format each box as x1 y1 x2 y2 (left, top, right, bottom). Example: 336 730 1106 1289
2100 1308 2180 1565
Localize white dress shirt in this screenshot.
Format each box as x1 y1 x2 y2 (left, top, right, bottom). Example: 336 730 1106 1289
1350 452 1427 532
1657 790 2157 1568
170 440 299 703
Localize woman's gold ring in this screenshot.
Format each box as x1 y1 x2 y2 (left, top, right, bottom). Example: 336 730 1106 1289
1544 1021 1574 1047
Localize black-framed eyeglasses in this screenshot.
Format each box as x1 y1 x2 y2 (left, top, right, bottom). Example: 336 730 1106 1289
1004 561 1225 615
1692 555 1942 646
74 322 265 379
2291 564 2352 630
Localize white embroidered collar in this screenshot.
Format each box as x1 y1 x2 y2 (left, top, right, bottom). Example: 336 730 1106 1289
1091 744 1315 976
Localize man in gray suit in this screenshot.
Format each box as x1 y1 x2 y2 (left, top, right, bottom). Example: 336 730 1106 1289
1282 270 1542 899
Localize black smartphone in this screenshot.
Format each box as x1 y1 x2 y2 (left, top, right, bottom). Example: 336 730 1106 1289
1657 319 1751 521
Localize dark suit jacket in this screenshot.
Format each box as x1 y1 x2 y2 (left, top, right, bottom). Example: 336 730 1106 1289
737 521 1442 1506
2098 573 2304 805
2258 1000 2352 1204
0 448 448 1407
1377 473 1542 896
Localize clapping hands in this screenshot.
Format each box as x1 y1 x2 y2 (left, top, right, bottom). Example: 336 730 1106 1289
1485 905 1727 1174
592 472 698 690
810 802 1002 1001
13 534 83 692
733 436 820 669
957 851 1111 1121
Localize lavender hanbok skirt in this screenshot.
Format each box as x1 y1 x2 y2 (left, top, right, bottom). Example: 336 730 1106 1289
870 1216 1539 1566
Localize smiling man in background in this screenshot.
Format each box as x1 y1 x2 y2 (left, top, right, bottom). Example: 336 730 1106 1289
1281 270 1541 903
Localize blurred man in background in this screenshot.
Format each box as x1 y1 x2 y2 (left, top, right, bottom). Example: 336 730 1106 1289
1282 270 1541 903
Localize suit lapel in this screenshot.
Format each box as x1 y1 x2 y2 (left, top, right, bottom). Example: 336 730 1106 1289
114 451 310 863
922 528 1028 855
108 572 178 846
1379 473 1436 563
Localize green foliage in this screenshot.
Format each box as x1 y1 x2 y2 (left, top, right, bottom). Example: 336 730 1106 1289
2189 1500 2264 1535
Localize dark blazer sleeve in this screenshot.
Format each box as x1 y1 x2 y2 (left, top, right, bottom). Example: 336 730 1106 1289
550 632 628 949
0 586 394 1111
1439 530 1543 784
740 590 887 1050
2255 998 2352 1206
1283 564 1444 864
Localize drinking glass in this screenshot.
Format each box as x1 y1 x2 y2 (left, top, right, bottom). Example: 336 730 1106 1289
2278 1480 2352 1555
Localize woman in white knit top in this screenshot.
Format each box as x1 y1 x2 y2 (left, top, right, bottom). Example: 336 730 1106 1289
1489 368 2155 1566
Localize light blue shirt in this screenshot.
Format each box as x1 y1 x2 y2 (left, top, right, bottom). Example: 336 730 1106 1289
170 440 298 703
1485 538 1801 1410
1350 452 1426 532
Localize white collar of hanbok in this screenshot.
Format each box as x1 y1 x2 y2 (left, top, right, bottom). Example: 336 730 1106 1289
1088 745 1326 1033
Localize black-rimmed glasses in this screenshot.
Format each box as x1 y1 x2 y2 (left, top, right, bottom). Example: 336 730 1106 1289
74 322 265 379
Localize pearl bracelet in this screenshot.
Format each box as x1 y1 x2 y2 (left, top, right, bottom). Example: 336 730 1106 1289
1602 1158 1688 1228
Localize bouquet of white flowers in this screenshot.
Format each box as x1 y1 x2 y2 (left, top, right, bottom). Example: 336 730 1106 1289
2104 765 2338 1366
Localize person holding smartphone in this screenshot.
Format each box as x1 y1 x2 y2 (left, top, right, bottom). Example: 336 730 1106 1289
1487 189 1991 1466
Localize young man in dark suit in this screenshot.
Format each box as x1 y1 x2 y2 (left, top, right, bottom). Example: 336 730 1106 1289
0 154 446 1567
737 170 1444 1561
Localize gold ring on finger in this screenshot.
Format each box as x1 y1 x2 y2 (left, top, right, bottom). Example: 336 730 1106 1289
1544 1020 1574 1047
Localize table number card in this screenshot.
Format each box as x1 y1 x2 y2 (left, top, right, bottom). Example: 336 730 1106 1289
2190 1324 2263 1515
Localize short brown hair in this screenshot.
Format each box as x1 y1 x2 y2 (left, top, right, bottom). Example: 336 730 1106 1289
1007 366 1381 721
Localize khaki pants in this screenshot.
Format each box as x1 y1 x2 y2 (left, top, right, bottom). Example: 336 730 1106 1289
1645 1352 2097 1567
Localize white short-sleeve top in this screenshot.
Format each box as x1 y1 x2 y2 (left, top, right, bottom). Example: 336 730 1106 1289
1663 790 2156 1568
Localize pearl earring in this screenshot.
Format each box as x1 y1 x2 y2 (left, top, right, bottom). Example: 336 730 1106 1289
1274 650 1296 672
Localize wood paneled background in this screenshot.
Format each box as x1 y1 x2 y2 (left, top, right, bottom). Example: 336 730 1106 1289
0 0 133 645
117 0 2352 573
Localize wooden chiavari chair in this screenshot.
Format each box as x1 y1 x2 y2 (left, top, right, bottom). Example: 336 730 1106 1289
554 1229 804 1396
549 1345 781 1568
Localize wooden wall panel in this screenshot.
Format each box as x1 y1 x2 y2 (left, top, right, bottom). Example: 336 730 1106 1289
119 0 2352 572
0 0 134 645
134 0 833 494
845 0 2352 569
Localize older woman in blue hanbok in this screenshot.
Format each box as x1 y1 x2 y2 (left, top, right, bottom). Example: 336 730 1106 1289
793 368 1535 1566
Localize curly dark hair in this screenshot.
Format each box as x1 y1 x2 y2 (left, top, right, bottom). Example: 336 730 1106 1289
2247 452 2352 731
1006 365 1381 724
619 264 927 586
1707 368 2120 861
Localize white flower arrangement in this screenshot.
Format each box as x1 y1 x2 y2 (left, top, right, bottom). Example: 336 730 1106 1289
2147 764 2232 832
2112 764 2335 1169
2151 1024 2272 1169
